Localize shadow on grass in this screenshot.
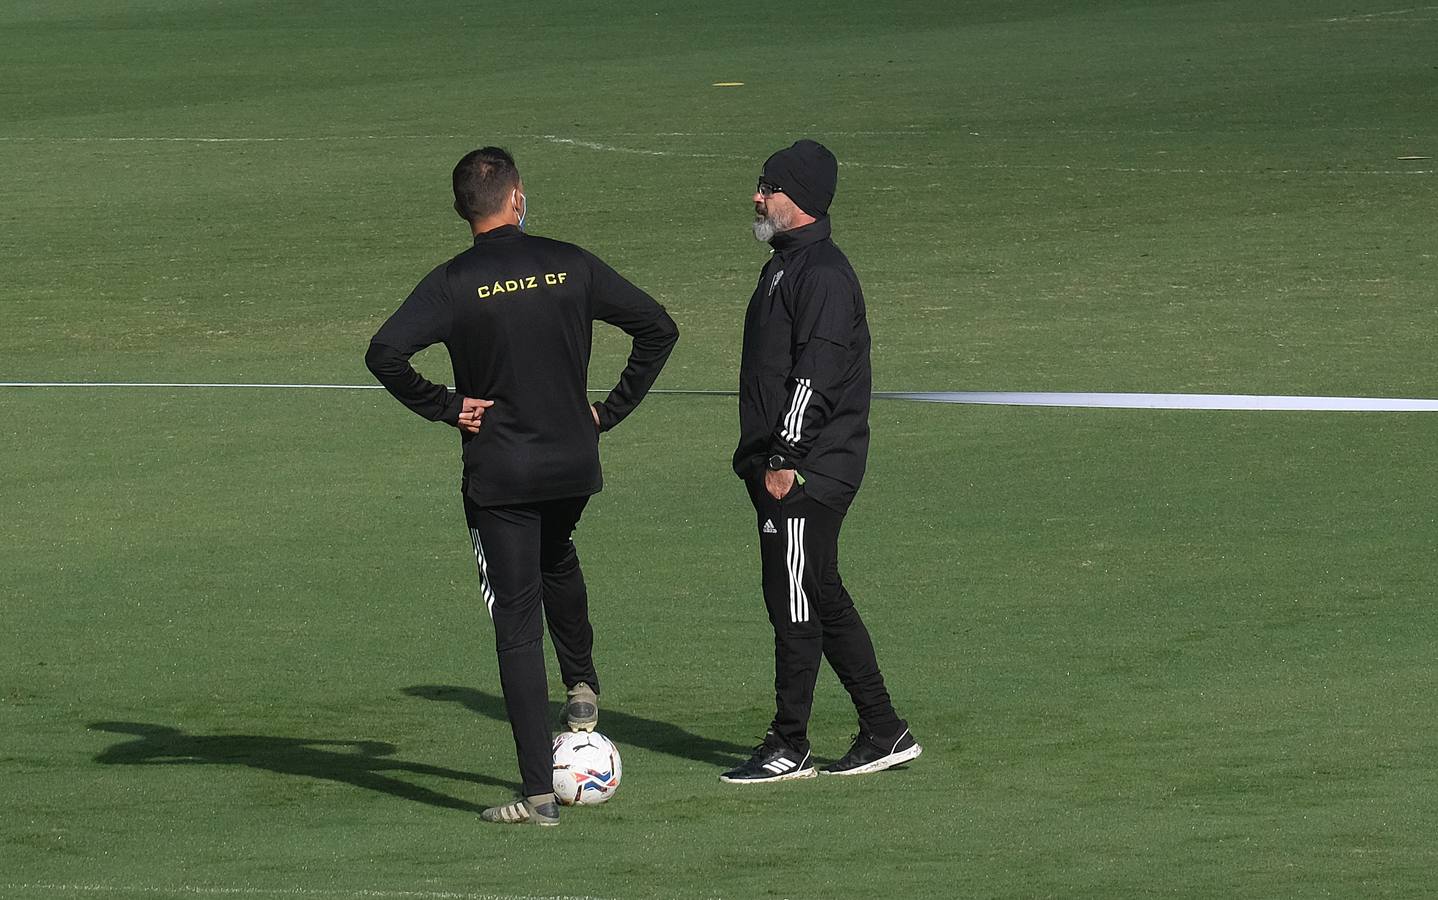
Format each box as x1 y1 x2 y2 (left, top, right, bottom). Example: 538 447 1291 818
88 721 516 813
403 685 753 768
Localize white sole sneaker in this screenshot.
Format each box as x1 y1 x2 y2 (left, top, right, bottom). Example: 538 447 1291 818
719 767 817 784
820 742 923 777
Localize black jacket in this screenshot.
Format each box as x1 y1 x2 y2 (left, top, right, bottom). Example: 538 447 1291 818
733 217 871 513
367 225 678 507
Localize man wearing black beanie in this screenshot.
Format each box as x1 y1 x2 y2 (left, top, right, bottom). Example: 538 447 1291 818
723 140 922 783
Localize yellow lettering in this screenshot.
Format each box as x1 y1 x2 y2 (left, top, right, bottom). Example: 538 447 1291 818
479 274 560 301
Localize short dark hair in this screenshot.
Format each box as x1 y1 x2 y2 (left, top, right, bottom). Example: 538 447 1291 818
452 147 520 222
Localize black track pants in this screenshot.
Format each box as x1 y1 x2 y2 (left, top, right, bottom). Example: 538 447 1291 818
464 494 595 797
745 478 901 751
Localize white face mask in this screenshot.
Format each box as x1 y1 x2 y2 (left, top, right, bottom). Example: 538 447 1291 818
514 189 528 231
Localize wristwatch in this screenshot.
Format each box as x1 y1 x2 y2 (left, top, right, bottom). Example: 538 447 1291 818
766 454 789 471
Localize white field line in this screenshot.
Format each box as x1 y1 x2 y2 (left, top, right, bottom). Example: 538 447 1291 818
2 133 1429 176
1321 5 1438 21
0 135 457 143
0 130 929 144
0 132 912 169
0 885 604 900
537 135 912 169
5 382 1438 411
4 133 1426 176
539 135 728 159
885 391 1438 411
970 163 1434 177
0 127 1419 139
1 381 388 390
537 136 1432 175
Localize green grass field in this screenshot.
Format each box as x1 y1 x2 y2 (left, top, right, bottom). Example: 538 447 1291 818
3 1 1437 897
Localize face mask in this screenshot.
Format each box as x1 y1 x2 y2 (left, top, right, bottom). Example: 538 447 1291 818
514 190 528 231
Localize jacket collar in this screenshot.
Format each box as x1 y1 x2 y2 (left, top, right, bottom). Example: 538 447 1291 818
768 216 831 256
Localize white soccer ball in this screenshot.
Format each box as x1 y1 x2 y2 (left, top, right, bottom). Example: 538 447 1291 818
551 730 622 806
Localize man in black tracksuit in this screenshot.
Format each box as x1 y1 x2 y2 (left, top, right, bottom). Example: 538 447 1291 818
366 147 678 824
721 140 921 783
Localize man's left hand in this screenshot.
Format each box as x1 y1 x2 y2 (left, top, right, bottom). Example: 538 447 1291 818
457 397 494 433
765 467 797 500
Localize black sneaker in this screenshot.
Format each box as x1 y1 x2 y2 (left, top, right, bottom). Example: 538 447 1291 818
719 736 816 784
821 727 922 776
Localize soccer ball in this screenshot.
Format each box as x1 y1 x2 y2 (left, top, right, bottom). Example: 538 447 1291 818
551 730 622 806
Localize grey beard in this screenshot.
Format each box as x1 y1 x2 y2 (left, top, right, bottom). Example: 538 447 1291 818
751 209 793 243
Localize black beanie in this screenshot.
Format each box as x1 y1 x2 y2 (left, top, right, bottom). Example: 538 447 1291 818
761 139 838 218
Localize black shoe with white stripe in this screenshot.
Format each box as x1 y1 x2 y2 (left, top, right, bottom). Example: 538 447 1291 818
719 737 816 784
821 727 922 776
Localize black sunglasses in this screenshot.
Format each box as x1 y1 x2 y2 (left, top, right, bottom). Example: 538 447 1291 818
757 180 783 197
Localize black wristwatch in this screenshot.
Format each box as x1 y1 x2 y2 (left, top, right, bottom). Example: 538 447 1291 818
766 454 789 471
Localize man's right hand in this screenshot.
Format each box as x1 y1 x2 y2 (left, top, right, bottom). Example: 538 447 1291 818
765 467 798 500
457 397 494 433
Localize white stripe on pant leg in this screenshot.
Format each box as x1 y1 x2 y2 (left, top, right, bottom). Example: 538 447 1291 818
796 518 809 623
791 519 804 624
785 520 798 623
787 519 797 624
469 527 496 615
785 520 799 623
469 527 496 617
796 518 808 623
798 518 809 623
787 518 809 624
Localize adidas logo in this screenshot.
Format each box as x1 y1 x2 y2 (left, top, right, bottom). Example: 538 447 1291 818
762 519 777 534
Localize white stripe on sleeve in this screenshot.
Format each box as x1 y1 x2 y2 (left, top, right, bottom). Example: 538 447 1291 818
781 378 813 443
